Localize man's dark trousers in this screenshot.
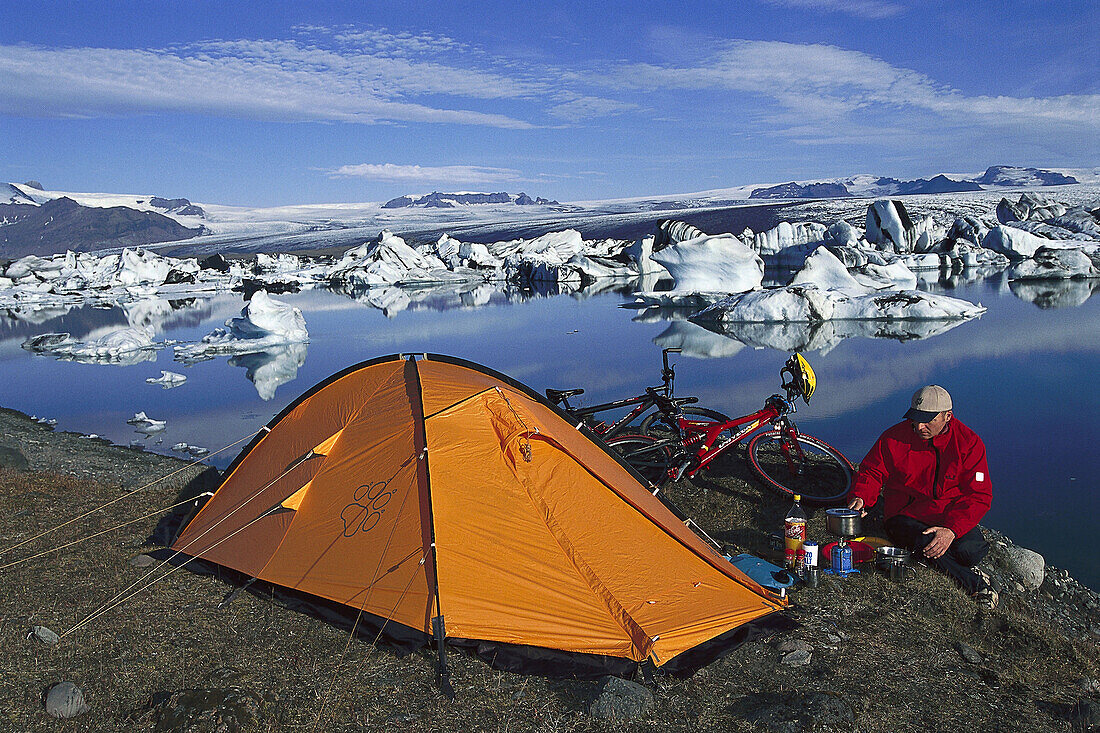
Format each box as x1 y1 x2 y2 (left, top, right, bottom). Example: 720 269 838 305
884 515 990 593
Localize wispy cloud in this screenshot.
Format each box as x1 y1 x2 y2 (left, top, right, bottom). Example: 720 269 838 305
758 0 906 19
600 41 1100 129
0 28 552 128
328 163 524 185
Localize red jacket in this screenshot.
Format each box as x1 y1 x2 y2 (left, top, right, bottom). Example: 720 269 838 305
848 417 991 538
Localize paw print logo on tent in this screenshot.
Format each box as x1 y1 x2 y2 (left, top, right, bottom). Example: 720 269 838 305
340 481 396 537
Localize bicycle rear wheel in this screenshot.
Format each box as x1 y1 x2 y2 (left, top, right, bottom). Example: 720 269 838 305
605 434 676 487
640 407 731 439
747 430 854 505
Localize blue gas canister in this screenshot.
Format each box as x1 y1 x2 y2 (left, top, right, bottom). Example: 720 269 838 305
832 543 853 574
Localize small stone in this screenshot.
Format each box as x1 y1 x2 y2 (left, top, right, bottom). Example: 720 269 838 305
1015 582 1026 593
129 554 156 568
955 641 984 665
782 649 813 666
1072 699 1100 729
777 639 813 654
825 633 842 644
28 626 59 646
588 676 653 721
44 682 90 719
1080 678 1100 695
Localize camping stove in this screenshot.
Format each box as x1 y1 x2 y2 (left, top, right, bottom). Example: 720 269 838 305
824 508 861 577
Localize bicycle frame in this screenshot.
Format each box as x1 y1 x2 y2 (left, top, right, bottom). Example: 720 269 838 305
670 395 801 479
548 348 693 439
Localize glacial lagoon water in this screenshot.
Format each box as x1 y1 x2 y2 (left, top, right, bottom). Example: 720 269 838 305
1 274 1098 589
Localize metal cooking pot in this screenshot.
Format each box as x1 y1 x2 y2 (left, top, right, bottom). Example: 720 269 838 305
876 546 911 581
825 508 862 538
875 546 911 567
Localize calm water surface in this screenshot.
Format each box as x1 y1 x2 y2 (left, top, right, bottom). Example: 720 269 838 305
2 275 1098 589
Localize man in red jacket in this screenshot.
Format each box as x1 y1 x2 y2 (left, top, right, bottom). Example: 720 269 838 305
847 385 997 608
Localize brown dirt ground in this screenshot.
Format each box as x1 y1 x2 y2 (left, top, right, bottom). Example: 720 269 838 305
0 409 1097 732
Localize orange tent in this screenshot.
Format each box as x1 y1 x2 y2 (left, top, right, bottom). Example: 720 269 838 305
173 354 788 679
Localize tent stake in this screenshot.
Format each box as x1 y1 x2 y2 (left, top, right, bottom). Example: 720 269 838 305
432 615 455 699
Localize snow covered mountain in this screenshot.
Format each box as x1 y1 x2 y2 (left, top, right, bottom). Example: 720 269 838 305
1 166 1095 258
382 191 560 208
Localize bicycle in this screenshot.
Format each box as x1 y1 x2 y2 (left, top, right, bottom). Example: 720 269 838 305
606 353 855 505
545 348 725 441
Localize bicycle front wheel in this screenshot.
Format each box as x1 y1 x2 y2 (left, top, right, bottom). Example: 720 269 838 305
605 434 675 487
747 430 854 505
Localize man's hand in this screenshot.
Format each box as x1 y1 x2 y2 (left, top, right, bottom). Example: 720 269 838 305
921 526 956 559
846 497 866 517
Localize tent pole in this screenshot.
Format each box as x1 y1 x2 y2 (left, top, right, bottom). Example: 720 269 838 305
407 355 456 700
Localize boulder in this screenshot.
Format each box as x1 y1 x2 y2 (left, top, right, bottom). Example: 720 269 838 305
1001 546 1045 590
0 444 29 470
588 676 653 721
44 682 90 719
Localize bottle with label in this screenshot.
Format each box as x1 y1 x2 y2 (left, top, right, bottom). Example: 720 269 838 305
784 494 807 571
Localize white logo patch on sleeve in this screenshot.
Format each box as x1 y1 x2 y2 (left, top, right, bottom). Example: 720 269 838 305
975 472 985 482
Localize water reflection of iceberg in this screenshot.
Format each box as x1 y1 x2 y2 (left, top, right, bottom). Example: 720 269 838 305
228 343 308 401
1009 279 1097 309
693 318 977 355
652 321 745 358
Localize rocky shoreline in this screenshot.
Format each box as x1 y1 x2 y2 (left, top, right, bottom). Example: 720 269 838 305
1 406 1098 731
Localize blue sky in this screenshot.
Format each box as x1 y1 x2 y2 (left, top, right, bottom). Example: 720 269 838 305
2 0 1097 206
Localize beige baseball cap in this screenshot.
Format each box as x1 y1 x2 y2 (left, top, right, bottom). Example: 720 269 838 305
904 385 952 422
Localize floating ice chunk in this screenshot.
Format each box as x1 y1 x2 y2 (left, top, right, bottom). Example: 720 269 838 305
855 260 918 290
146 371 188 388
753 222 826 256
117 249 173 286
865 200 939 253
172 442 209 457
629 291 730 310
824 221 863 248
650 234 764 294
1010 247 1097 280
22 327 159 365
790 247 864 290
128 411 166 433
624 236 669 276
981 225 1049 260
174 291 308 362
135 420 166 434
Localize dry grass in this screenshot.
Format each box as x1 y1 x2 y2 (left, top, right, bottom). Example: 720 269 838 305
0 437 1096 732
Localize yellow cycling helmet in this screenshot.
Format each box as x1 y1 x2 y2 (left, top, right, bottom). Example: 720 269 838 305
783 353 816 403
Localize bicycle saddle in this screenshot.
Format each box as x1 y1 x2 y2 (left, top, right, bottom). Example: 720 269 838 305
545 388 584 402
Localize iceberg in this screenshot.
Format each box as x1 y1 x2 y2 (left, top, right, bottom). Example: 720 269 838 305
146 371 188 388
174 290 308 363
650 234 764 294
21 326 159 365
